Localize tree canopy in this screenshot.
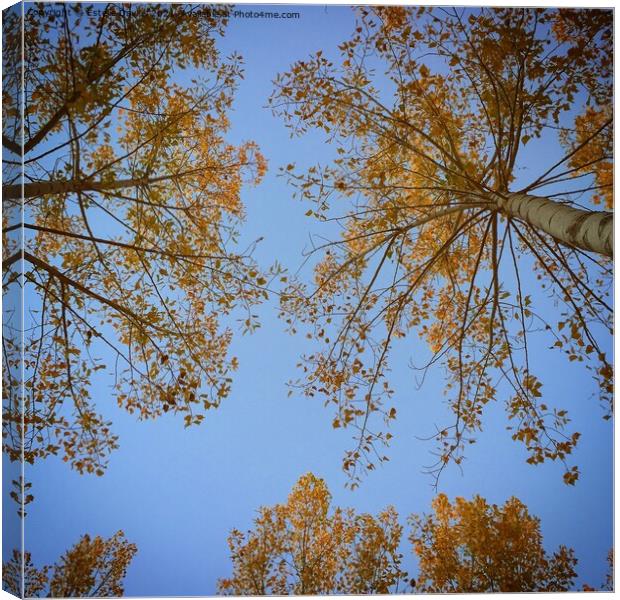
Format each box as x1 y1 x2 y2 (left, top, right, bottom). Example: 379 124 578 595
409 493 577 592
270 6 613 487
218 473 406 595
219 473 588 594
2 531 137 597
2 4 273 476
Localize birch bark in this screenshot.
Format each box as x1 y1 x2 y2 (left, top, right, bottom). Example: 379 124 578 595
496 192 613 258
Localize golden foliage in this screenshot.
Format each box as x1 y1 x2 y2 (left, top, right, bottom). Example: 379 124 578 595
271 7 612 486
218 474 588 594
2 5 275 475
409 494 577 592
2 531 137 597
566 107 613 209
218 473 406 594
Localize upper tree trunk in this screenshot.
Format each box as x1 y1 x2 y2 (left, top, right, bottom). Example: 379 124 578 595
2 178 145 200
497 192 613 258
2 170 199 201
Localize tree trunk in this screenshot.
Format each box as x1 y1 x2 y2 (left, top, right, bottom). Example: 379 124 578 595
2 170 200 201
2 178 151 200
496 192 613 258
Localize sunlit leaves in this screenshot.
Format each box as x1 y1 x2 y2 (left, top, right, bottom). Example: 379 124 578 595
409 494 578 592
217 473 407 595
218 475 585 594
2 531 137 598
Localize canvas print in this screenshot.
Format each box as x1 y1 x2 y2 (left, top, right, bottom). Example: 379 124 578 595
1 2 613 596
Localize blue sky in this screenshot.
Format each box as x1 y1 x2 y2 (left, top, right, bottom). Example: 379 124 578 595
3 4 613 596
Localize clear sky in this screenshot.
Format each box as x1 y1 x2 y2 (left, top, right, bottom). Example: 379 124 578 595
5 4 613 596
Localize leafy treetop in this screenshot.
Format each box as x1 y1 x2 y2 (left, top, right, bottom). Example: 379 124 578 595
2 3 274 477
2 530 137 597
270 7 612 487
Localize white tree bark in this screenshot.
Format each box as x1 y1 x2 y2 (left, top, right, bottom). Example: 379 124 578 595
496 192 613 258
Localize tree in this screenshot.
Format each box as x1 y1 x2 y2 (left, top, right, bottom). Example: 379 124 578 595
2 530 137 597
409 493 577 592
270 7 613 486
217 473 406 595
219 475 588 594
2 4 274 476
